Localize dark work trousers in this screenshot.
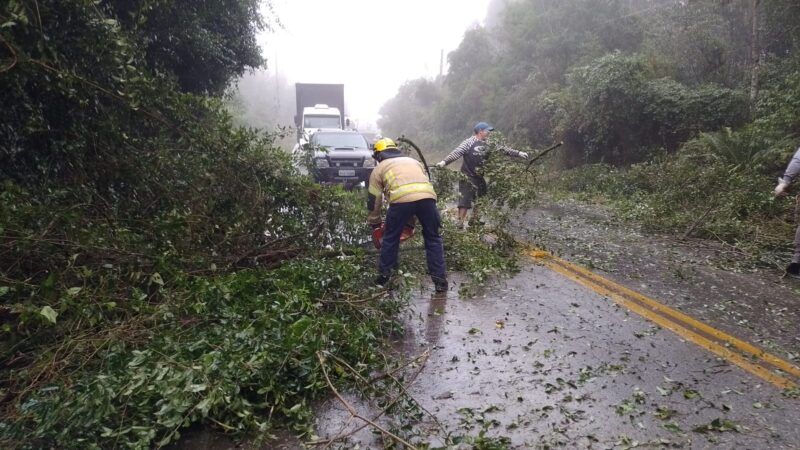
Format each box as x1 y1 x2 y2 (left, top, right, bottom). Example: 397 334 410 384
379 198 446 280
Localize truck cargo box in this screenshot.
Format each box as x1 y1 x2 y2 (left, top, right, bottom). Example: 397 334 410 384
294 83 345 128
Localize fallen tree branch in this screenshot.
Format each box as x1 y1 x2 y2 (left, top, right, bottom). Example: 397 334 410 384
681 203 717 239
312 351 418 449
0 34 18 73
318 291 386 305
308 350 432 447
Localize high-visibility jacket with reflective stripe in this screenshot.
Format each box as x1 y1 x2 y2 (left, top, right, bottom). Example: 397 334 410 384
367 155 436 225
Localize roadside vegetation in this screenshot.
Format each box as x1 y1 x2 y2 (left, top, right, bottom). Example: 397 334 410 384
543 52 800 266
0 1 526 448
379 0 800 268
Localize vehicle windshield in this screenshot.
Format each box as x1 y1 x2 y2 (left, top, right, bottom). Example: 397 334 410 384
313 133 368 149
304 115 341 129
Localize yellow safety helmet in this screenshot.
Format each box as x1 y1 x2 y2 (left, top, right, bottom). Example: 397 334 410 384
373 138 397 153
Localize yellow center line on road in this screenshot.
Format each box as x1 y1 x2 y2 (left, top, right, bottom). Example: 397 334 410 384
527 248 799 390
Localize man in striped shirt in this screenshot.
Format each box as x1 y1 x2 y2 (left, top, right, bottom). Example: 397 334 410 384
435 122 528 228
774 146 800 278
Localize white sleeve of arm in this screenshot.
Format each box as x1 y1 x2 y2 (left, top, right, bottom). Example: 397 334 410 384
781 147 800 183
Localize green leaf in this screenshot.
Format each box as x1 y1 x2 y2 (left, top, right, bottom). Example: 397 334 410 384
42 272 56 290
40 306 58 324
127 350 149 367
0 286 9 297
655 406 676 420
290 316 312 335
692 418 740 433
150 272 164 286
196 398 212 416
683 389 700 399
66 287 82 296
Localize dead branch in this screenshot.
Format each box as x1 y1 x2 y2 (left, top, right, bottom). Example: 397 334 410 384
368 350 431 384
32 0 43 36
319 291 387 305
312 351 417 450
385 371 446 437
0 35 18 73
308 350 432 448
681 203 717 239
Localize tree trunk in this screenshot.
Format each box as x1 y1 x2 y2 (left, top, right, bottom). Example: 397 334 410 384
749 0 761 111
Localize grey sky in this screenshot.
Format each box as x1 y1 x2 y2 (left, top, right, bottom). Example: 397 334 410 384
259 0 492 130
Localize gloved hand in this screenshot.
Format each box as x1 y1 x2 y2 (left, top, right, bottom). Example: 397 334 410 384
774 178 790 197
519 152 529 158
435 161 446 168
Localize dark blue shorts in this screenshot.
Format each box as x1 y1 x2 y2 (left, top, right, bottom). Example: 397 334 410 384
458 176 487 209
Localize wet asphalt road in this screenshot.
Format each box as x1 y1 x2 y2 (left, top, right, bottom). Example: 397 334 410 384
313 261 800 449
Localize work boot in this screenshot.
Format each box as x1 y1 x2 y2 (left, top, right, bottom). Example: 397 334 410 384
432 276 448 293
375 273 391 286
786 262 800 279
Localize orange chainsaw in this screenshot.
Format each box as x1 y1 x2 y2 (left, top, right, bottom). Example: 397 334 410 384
371 219 416 249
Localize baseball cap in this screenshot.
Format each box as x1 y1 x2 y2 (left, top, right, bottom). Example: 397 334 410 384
473 122 494 133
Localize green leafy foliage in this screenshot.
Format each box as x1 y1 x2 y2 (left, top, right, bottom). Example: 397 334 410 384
104 0 269 94
553 52 747 166
4 260 405 448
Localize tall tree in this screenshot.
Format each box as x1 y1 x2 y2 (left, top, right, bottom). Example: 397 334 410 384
1 0 270 183
749 0 761 106
102 0 268 94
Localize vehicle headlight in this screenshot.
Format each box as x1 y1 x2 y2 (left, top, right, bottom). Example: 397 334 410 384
363 157 376 168
315 157 329 168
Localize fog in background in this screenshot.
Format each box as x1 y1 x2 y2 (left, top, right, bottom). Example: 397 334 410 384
229 0 496 137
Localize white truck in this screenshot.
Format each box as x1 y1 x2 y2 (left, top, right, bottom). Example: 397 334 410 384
294 83 351 144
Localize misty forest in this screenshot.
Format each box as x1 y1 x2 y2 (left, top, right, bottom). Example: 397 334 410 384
1 0 799 448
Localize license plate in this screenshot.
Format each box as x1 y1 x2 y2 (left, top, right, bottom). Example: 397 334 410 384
338 169 356 177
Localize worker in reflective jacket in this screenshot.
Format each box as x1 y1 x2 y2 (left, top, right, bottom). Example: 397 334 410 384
368 138 448 292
